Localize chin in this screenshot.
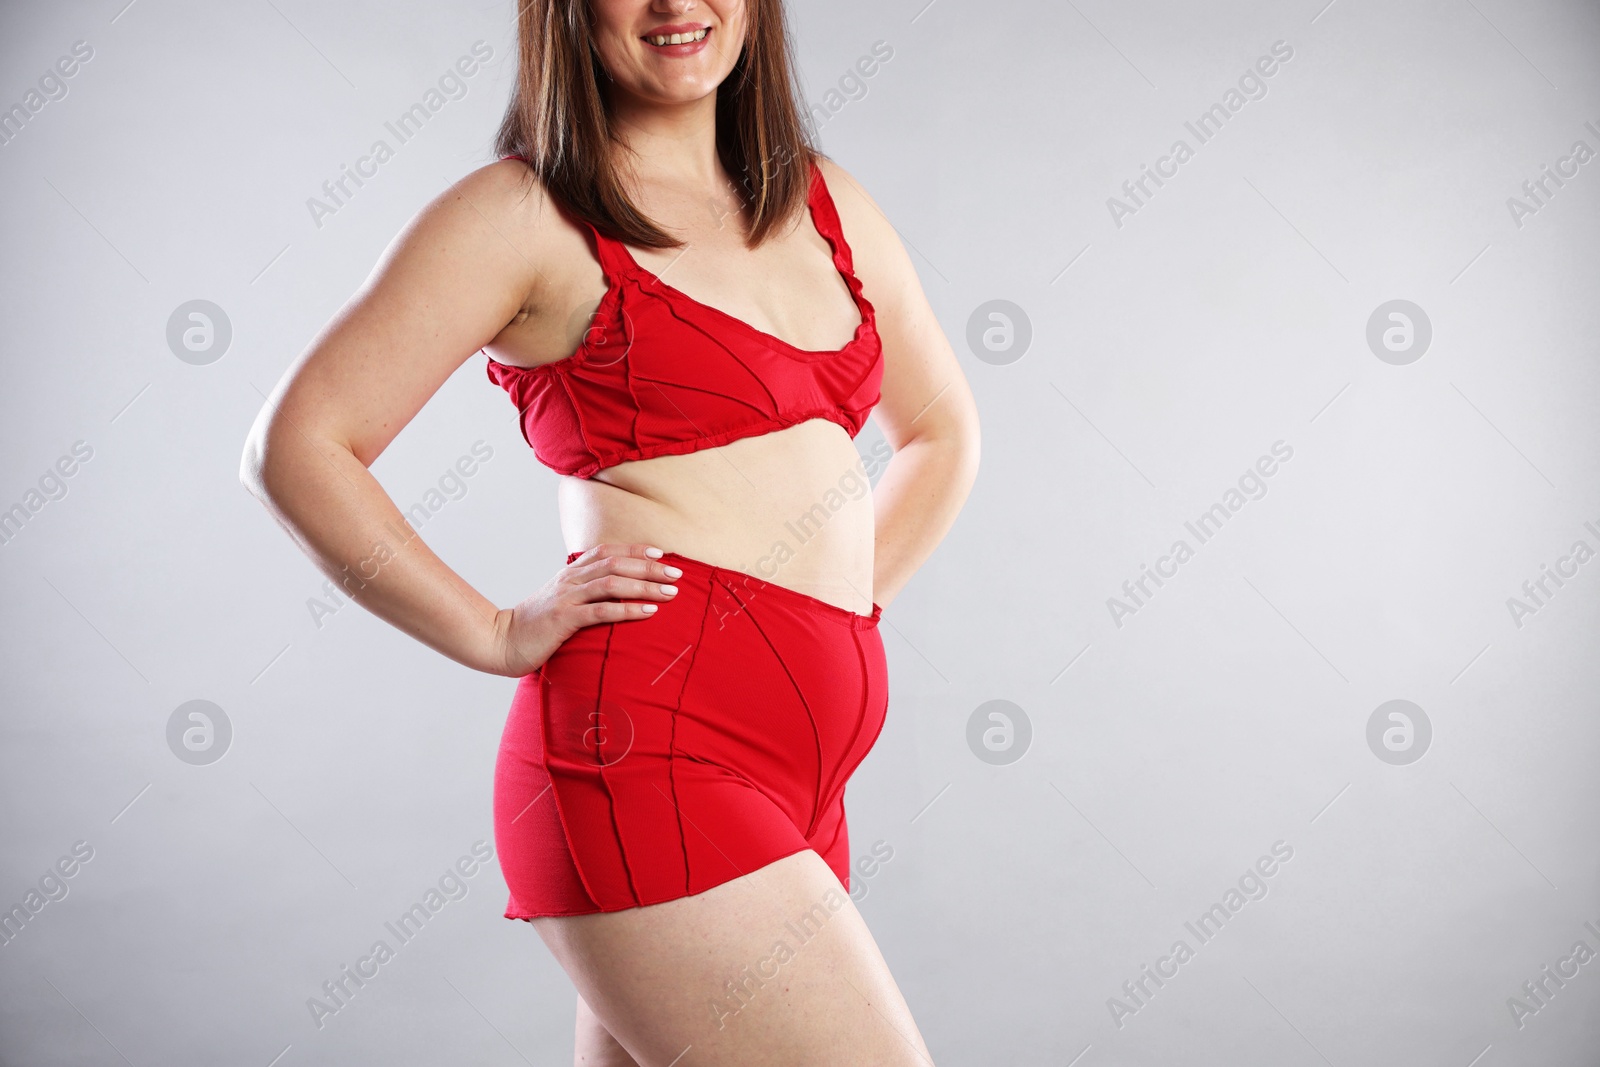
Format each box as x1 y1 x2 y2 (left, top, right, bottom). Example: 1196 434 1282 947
631 76 725 105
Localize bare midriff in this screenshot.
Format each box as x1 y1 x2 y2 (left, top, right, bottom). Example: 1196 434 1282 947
486 163 877 615
556 418 877 615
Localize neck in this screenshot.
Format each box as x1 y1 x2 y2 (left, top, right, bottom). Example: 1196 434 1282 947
608 88 724 192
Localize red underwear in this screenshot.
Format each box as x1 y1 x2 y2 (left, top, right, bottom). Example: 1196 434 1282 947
493 550 887 918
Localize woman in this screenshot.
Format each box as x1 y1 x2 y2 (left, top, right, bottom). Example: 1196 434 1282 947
242 0 978 1062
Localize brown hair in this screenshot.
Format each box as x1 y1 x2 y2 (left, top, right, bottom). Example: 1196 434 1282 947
494 0 820 250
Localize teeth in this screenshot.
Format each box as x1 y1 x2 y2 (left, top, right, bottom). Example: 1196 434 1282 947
645 27 708 46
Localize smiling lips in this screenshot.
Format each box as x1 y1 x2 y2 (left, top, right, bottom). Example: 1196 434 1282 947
641 25 711 51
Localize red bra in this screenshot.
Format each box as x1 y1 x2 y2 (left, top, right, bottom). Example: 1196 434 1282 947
484 157 883 478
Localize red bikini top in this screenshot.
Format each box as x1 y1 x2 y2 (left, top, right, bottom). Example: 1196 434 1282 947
484 157 883 478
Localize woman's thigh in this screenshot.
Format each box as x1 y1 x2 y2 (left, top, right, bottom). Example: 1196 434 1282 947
576 993 642 1066
535 849 932 1067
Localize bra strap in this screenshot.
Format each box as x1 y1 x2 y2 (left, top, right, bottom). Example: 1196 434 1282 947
503 159 633 280
804 158 858 277
582 221 641 281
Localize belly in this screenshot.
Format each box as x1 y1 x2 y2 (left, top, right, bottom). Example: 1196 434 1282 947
557 420 876 615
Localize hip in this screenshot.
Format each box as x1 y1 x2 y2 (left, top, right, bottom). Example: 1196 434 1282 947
504 549 887 806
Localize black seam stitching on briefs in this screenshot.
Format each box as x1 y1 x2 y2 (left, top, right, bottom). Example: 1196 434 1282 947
812 627 871 822
818 794 847 857
667 578 718 896
834 627 873 811
668 751 796 816
852 634 892 808
650 780 762 884
592 621 642 907
719 575 826 838
817 802 848 887
537 670 601 912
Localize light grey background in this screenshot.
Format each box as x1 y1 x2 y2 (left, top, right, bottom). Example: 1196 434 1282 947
3 0 1599 1064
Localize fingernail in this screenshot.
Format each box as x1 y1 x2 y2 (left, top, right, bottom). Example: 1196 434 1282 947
661 585 678 596
645 546 664 558
663 565 683 579
642 603 658 613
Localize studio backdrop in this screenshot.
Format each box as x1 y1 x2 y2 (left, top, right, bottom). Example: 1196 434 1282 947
3 0 1598 1064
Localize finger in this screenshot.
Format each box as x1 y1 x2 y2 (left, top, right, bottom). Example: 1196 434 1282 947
567 542 665 569
577 575 680 603
574 555 684 584
574 599 660 626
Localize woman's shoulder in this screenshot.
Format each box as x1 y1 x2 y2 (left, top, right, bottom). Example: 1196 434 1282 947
441 155 559 237
386 156 579 305
810 156 915 299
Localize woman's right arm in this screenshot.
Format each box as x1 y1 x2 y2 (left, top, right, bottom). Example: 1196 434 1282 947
239 161 677 677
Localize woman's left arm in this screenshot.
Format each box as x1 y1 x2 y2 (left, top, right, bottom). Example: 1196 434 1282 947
818 158 982 610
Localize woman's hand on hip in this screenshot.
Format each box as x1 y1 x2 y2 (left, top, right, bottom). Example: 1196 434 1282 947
490 544 683 676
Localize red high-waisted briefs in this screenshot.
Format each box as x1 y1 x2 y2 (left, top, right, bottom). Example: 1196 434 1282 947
493 550 888 918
